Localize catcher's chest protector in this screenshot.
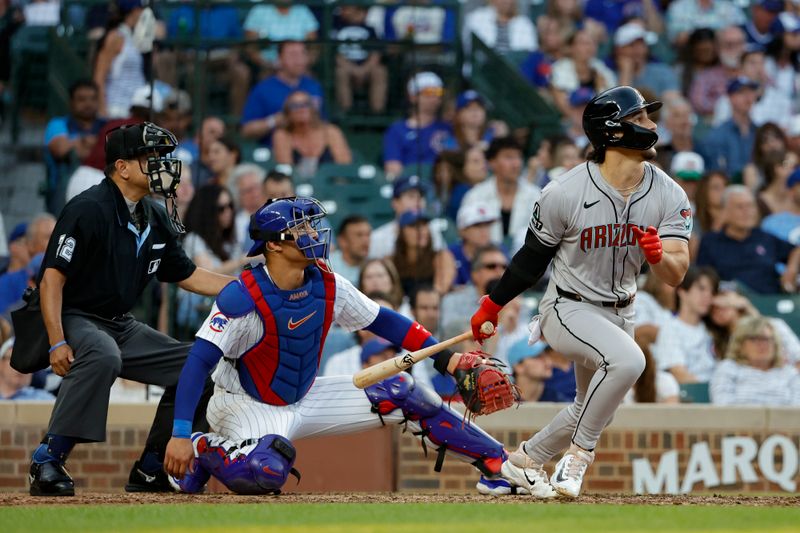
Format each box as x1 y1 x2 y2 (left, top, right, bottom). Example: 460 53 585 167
238 264 335 405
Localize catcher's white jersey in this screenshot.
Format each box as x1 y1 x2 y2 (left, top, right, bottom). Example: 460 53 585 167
532 161 691 303
196 264 379 396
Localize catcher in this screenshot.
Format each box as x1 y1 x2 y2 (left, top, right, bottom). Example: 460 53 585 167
164 197 533 496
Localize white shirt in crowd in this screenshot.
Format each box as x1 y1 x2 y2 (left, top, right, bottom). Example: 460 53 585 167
460 177 541 244
624 370 681 404
632 291 674 326
651 316 717 382
368 220 446 259
712 88 794 130
710 360 800 406
462 6 538 54
550 58 617 95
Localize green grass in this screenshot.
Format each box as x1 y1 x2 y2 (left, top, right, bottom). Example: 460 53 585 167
2 503 799 533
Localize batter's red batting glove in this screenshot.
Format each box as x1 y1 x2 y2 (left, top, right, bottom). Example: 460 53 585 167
471 295 502 343
632 226 663 264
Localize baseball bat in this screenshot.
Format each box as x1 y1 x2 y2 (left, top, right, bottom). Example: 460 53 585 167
352 322 494 389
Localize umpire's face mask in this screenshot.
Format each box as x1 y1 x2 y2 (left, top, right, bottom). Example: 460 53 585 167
137 152 186 234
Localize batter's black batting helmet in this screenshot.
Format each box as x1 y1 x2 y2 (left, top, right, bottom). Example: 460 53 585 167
582 86 662 151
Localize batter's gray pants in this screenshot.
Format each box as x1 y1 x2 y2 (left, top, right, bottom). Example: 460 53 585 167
524 290 644 464
47 310 209 451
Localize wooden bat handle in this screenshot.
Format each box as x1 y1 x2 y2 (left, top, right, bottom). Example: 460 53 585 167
351 322 494 389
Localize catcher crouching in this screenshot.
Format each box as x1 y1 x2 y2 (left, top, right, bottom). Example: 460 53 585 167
163 197 541 497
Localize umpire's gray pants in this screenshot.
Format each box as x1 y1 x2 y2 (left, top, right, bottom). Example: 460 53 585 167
47 310 191 443
524 286 644 463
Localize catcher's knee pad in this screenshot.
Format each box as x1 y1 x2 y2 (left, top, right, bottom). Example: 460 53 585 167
197 434 298 495
365 373 505 476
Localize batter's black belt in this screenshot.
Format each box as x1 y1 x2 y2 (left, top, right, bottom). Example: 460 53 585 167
556 286 634 309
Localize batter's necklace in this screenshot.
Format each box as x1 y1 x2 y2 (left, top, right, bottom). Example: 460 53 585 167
615 174 645 194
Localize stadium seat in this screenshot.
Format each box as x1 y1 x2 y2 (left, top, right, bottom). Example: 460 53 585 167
679 383 710 404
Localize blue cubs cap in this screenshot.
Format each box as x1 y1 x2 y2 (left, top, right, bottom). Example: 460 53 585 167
360 338 398 364
456 90 485 110
569 87 595 107
398 210 431 227
8 222 27 243
758 0 785 13
507 339 549 368
771 12 800 35
392 174 428 198
788 167 800 188
727 76 760 94
26 253 44 279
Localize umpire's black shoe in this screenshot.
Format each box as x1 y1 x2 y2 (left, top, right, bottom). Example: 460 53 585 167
29 461 75 496
124 460 171 492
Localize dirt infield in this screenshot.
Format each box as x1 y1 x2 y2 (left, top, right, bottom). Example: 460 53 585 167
1 492 798 507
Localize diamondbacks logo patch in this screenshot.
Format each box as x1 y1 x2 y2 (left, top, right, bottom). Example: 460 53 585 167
680 208 693 232
209 312 229 332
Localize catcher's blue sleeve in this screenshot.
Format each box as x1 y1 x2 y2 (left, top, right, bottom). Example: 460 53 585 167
172 338 223 438
365 307 453 374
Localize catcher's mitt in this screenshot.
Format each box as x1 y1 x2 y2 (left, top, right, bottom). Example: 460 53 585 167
453 350 518 416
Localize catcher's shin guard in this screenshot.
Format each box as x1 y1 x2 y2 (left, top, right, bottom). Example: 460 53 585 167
365 372 506 476
196 433 299 495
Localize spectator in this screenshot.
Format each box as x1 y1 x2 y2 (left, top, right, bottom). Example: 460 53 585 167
332 5 387 113
440 244 507 331
66 84 163 202
434 147 489 221
506 340 576 403
391 210 455 296
231 164 267 255
676 28 719 110
666 0 745 46
383 72 451 179
701 77 759 180
460 137 542 243
360 338 399 368
689 25 746 119
483 292 531 369
694 170 729 237
762 167 800 246
713 49 793 130
549 28 616 116
93 0 147 118
241 41 323 145
369 174 446 259
710 316 800 405
159 90 196 165
358 258 406 313
656 95 698 171
330 215 372 285
273 90 352 179
204 136 241 190
634 272 677 327
743 0 782 48
546 0 587 37
3 223 29 274
652 266 719 384
741 123 790 193
191 116 226 185
160 2 250 116
697 185 800 293
450 203 500 287
406 284 452 395
561 89 594 152
764 12 800 104
585 0 664 35
262 169 295 200
443 90 507 151
0 339 55 401
462 0 538 56
671 151 705 205
243 0 318 75
0 252 43 318
519 15 568 89
627 336 681 403
612 22 680 100
384 0 456 44
756 151 797 219
44 80 105 215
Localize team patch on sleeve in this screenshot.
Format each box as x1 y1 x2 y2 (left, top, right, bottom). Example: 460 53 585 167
208 312 230 332
680 208 693 232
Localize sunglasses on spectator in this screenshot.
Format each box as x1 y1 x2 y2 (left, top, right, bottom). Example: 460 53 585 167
480 262 508 270
744 335 772 342
287 100 313 111
217 202 234 213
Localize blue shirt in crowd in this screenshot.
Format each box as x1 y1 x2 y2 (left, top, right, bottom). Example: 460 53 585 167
585 0 662 33
696 228 795 294
0 269 29 317
761 213 800 246
540 364 577 403
699 119 757 180
383 119 451 166
241 75 324 145
0 387 55 401
519 51 553 88
167 6 243 41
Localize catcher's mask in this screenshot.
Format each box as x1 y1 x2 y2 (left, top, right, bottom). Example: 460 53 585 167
247 196 331 262
105 122 185 233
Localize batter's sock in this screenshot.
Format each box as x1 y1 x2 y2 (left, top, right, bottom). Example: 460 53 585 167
32 434 76 464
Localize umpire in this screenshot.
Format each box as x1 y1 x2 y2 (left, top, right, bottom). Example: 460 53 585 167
28 122 233 496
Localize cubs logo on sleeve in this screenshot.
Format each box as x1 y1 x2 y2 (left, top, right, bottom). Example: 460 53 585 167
209 312 230 332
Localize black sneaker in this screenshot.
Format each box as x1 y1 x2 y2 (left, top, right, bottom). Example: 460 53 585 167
29 461 75 496
124 460 171 492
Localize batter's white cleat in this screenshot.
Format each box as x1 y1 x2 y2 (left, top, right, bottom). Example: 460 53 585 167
476 475 530 496
499 444 558 499
550 446 595 499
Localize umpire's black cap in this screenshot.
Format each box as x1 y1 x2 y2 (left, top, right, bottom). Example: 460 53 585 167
105 122 178 165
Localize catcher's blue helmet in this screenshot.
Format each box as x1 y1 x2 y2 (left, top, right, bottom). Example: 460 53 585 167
247 196 331 260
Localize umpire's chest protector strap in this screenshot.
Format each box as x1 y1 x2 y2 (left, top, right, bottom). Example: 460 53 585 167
216 279 256 317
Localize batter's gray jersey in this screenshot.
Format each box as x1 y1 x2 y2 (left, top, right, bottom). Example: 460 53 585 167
531 161 691 303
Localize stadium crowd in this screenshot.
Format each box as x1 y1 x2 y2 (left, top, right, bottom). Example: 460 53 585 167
1 0 800 407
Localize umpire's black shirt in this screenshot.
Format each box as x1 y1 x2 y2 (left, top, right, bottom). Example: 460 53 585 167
40 177 196 318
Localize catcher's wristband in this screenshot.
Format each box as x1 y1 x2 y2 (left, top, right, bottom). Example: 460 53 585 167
172 419 192 439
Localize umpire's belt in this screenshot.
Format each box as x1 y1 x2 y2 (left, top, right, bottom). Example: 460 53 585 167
556 286 634 309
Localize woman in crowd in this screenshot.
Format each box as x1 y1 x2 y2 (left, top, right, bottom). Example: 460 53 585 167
741 122 790 192
204 136 242 190
549 27 616 115
676 28 719 117
443 91 507 151
358 257 406 313
635 272 677 327
391 210 455 296
92 0 146 117
756 151 797 219
434 146 489 221
627 349 681 404
691 170 729 259
765 12 800 108
273 90 352 179
710 316 800 406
